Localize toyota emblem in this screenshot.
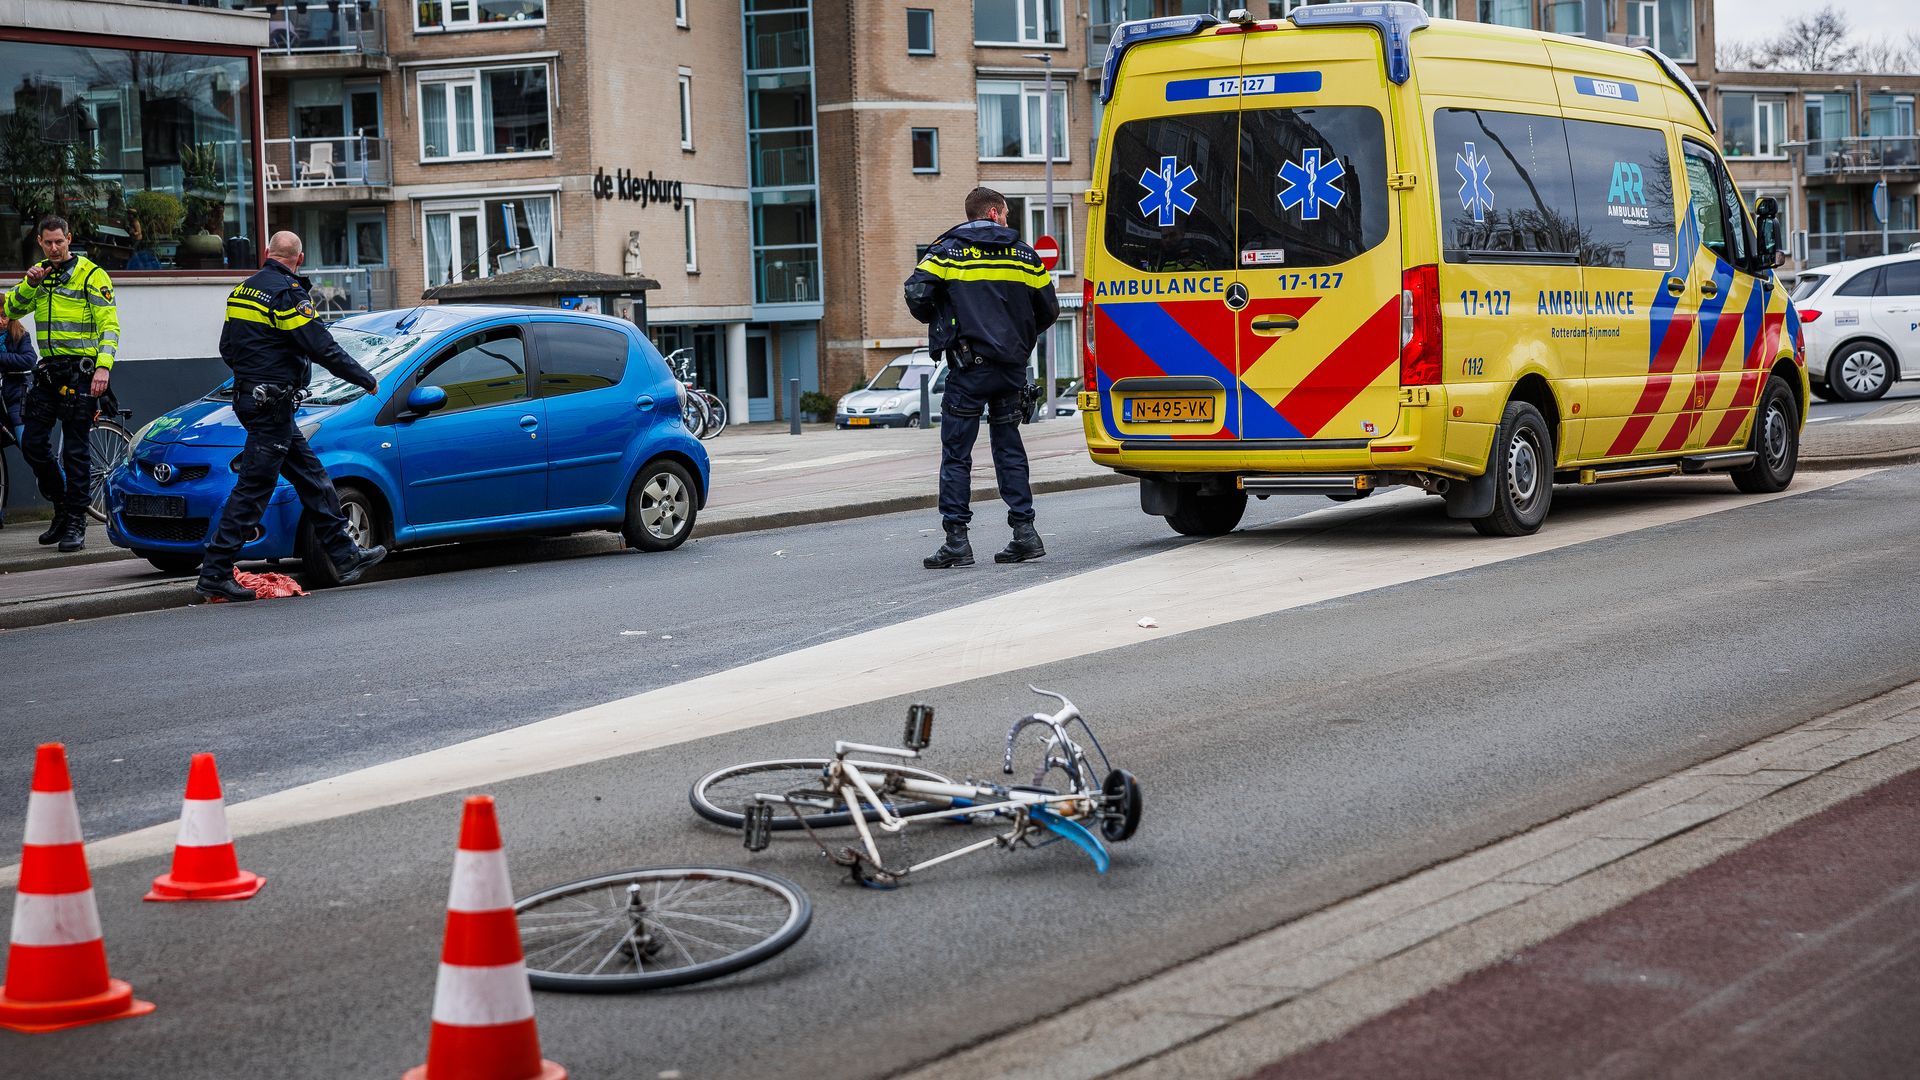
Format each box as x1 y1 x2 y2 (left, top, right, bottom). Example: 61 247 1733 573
151 462 174 483
1224 282 1250 311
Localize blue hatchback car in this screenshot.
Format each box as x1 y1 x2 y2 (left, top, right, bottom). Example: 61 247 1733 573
107 305 711 581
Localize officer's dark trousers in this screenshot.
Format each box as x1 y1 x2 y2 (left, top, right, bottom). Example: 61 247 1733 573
938 361 1034 527
20 375 93 517
200 391 357 583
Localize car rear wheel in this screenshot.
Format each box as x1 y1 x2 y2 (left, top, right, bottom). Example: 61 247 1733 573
1731 376 1799 494
1471 401 1554 537
302 484 382 588
138 551 202 576
1828 342 1893 401
1165 485 1246 536
623 459 698 552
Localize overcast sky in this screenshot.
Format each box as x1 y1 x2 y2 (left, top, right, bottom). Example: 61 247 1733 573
1720 0 1920 45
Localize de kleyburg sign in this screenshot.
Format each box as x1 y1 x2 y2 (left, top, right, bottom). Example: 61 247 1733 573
594 167 685 210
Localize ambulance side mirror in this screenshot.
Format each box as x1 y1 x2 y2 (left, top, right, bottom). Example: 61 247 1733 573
1753 197 1786 269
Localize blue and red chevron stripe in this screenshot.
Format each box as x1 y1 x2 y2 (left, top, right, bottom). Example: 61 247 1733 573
1607 211 1701 457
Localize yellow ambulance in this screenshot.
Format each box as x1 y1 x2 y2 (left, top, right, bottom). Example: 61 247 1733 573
1081 3 1807 536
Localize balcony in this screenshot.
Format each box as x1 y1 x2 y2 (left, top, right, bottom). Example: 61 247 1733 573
306 267 396 319
755 252 819 305
1802 136 1920 178
252 2 391 73
265 136 392 204
1805 230 1920 266
752 144 816 189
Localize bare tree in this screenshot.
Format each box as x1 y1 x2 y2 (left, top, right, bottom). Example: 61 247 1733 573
1716 36 1768 71
1755 5 1861 72
1854 31 1920 74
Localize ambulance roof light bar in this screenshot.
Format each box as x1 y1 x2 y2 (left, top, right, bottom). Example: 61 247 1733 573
1099 13 1223 104
1640 46 1717 134
1288 2 1429 85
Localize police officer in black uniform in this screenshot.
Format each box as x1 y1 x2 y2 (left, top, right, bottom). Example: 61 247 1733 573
904 187 1059 569
195 231 386 603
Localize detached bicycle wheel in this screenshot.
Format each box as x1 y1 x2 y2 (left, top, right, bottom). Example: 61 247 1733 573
88 420 133 523
691 757 957 831
516 866 810 992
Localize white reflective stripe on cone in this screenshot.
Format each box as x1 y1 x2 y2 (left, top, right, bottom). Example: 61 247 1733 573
22 791 84 846
9 890 105 947
429 962 537 1027
174 798 233 848
446 849 514 913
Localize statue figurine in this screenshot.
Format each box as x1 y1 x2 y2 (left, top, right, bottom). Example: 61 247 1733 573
623 230 644 276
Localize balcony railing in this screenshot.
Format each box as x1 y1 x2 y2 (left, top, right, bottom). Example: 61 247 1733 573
1805 230 1920 265
265 136 391 190
306 267 395 320
752 143 815 188
1802 136 1920 176
755 251 819 305
252 1 386 55
747 27 809 71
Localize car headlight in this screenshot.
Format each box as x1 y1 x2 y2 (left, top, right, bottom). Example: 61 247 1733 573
882 395 903 410
132 418 161 445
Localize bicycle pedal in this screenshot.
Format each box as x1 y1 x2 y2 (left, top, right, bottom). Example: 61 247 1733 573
742 803 774 852
904 703 934 751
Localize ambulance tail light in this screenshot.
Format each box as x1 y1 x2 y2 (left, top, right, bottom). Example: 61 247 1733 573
1798 308 1822 323
1400 264 1442 386
1082 280 1097 385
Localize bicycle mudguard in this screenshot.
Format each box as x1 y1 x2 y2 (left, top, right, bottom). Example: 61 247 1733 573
1030 807 1110 873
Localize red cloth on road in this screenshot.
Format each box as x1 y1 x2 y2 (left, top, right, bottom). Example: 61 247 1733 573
233 570 305 599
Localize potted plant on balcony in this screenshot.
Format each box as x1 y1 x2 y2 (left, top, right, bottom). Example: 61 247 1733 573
179 143 229 267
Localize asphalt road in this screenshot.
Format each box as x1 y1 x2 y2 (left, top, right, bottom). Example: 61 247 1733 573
8 465 1919 1079
1806 381 1920 422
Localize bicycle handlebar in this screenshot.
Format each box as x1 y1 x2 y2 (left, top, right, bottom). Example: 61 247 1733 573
1002 685 1079 775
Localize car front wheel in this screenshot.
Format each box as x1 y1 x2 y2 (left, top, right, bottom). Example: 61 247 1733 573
303 485 382 588
1731 376 1799 494
623 459 698 552
1828 342 1893 401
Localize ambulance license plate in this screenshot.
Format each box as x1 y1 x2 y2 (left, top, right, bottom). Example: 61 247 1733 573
849 417 871 426
1126 396 1213 423
126 494 186 518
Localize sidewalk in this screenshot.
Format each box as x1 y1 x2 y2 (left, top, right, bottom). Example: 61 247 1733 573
0 420 1117 629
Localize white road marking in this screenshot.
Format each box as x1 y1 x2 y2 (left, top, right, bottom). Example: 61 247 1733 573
1 471 1873 886
747 449 900 473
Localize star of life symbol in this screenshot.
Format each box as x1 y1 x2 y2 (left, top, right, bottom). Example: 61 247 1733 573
1137 155 1199 227
1277 148 1346 221
1456 141 1494 224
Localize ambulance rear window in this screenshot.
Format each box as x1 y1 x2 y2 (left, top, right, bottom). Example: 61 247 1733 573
1103 106 1389 273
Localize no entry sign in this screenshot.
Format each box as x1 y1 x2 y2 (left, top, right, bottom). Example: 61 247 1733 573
1033 235 1060 272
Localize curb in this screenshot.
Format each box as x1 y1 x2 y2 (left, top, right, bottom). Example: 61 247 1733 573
0 473 1134 632
1799 448 1920 471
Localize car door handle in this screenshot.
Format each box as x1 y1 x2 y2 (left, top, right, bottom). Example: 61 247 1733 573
519 414 539 430
636 395 656 411
1699 279 1719 299
1666 277 1688 296
1250 315 1299 335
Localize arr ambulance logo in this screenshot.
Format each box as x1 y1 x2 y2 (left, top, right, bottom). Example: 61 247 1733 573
1456 142 1494 223
1607 161 1650 222
1278 149 1345 221
1138 155 1200 227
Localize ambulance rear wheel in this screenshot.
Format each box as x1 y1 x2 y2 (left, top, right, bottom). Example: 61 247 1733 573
1165 485 1246 536
1731 376 1798 494
1471 401 1553 537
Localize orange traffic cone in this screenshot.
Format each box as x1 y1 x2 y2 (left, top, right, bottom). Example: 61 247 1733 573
0 743 155 1034
146 753 264 902
404 796 565 1080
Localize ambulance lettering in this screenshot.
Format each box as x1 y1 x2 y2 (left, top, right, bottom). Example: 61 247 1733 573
1094 276 1227 298
1535 290 1636 316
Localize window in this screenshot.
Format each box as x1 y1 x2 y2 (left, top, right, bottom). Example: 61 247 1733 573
1031 316 1077 386
417 328 528 411
419 65 550 160
1721 93 1786 158
977 80 1067 161
1547 0 1584 35
1882 261 1920 298
1417 0 1456 16
416 0 547 32
1653 0 1694 61
0 40 258 273
911 128 939 173
1626 0 1655 43
684 200 698 271
678 72 694 150
533 322 628 397
975 0 1063 45
1478 0 1531 28
1434 109 1580 262
423 194 555 287
1564 120 1677 270
1006 196 1072 273
1836 268 1880 297
907 8 934 54
1681 140 1755 270
675 0 687 28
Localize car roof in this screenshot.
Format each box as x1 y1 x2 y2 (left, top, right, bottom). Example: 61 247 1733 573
1802 251 1920 281
887 350 935 365
336 304 636 338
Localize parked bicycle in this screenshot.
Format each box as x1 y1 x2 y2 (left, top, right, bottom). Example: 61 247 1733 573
664 347 727 440
691 687 1143 889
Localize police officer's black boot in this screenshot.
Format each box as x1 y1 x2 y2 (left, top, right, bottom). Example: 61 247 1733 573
194 574 257 604
332 544 389 586
994 521 1046 564
55 513 85 553
37 510 67 546
923 523 973 569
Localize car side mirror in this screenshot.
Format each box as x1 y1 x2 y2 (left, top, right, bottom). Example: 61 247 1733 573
1753 197 1786 269
405 385 448 416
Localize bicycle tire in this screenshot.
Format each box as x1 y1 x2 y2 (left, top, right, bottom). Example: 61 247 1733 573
690 757 957 831
681 391 708 435
87 420 134 524
516 866 810 992
699 392 727 439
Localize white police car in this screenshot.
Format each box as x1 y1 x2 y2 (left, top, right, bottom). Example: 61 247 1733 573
1793 252 1920 401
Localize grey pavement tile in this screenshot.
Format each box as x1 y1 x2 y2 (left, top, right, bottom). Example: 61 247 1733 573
1399 880 1547 931
1499 836 1651 884
1328 916 1447 962
1599 801 1729 841
1678 781 1779 810
899 1008 1225 1080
